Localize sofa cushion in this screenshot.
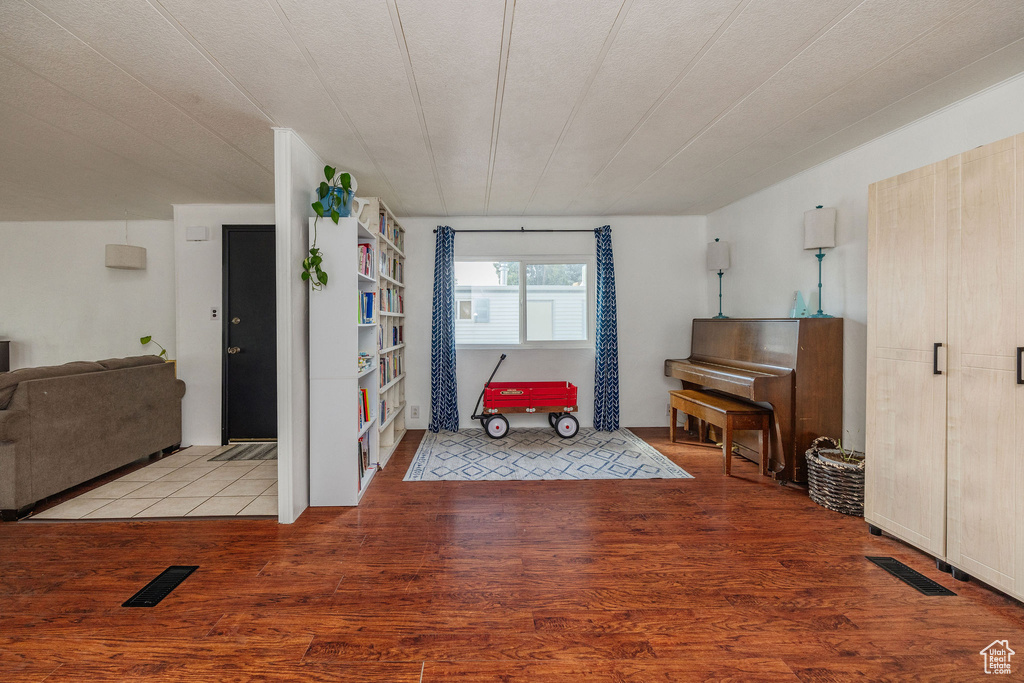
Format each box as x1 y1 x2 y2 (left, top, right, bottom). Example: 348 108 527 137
0 361 105 410
96 355 166 371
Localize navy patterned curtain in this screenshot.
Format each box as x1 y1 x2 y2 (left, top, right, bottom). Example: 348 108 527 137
429 226 459 432
594 225 620 431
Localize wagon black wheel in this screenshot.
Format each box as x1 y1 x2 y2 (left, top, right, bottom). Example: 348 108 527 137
555 414 579 438
485 415 509 439
480 418 488 429
548 412 560 427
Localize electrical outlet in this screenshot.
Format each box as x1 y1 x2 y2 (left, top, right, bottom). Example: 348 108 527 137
210 307 220 321
410 405 419 419
666 402 671 416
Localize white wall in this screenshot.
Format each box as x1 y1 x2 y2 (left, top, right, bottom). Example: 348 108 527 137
401 215 707 431
273 128 322 524
0 220 175 369
172 204 275 448
705 72 1024 451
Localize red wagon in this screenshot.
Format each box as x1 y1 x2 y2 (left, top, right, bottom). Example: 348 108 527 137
471 355 580 439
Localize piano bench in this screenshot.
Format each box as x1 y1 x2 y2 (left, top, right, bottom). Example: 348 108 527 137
669 389 771 477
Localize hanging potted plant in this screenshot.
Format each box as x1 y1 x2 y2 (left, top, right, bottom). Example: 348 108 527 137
806 436 865 516
303 166 357 290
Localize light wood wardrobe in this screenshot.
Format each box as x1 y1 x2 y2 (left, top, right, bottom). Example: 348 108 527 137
866 132 1024 599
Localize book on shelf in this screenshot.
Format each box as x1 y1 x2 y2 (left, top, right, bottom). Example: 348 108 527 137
377 210 404 251
357 435 366 489
387 325 404 346
378 253 404 284
360 436 368 479
357 243 374 277
379 353 402 387
358 291 375 324
378 287 404 314
358 388 370 429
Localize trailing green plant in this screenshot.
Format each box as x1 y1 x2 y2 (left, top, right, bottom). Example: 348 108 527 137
303 165 353 290
831 438 865 465
140 335 167 358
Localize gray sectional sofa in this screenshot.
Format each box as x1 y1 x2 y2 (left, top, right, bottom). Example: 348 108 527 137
0 355 186 517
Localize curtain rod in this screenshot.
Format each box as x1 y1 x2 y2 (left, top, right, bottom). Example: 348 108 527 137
432 227 597 233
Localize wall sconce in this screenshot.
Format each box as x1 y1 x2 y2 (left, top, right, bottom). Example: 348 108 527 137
804 205 836 318
105 211 147 270
707 237 731 319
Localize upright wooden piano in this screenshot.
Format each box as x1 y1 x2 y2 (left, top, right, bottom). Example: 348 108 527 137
665 318 843 482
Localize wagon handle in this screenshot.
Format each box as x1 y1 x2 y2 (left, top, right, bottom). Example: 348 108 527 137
471 354 507 420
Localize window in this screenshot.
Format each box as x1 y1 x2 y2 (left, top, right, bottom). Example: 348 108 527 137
454 259 591 347
456 298 490 323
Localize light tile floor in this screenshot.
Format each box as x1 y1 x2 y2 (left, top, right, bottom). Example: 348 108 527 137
31 445 277 520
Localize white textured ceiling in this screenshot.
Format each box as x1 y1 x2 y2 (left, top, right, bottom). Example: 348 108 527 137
2 0 1023 220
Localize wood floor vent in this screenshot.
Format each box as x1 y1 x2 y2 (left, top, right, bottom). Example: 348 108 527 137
866 557 956 596
122 566 198 607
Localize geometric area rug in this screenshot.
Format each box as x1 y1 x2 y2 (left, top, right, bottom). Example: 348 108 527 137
404 428 692 482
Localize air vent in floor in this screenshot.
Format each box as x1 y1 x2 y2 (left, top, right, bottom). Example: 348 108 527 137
866 556 956 596
122 566 198 607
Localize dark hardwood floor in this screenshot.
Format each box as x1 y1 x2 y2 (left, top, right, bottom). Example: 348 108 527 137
2 428 1021 681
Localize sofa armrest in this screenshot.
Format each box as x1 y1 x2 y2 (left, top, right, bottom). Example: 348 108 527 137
0 409 27 442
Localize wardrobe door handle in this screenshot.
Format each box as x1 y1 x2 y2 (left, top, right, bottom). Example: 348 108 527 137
933 342 943 375
1017 347 1023 385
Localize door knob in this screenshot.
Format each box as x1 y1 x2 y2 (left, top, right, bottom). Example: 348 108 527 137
231 317 241 325
227 346 241 355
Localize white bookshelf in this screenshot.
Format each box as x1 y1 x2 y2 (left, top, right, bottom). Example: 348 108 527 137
358 197 408 467
309 214 380 506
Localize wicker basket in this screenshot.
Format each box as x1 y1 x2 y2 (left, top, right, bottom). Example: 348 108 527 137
806 436 865 516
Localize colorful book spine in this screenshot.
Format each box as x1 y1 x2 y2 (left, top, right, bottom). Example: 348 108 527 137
357 243 374 277
357 388 370 429
358 291 375 324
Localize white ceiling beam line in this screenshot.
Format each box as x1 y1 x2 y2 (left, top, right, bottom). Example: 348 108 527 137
145 0 277 127
485 0 516 215
677 0 995 213
264 0 405 215
0 96 238 208
387 0 446 216
687 34 1024 214
562 0 753 214
0 49 267 203
21 0 276 178
0 133 181 219
612 0 985 215
581 0 870 215
521 0 634 216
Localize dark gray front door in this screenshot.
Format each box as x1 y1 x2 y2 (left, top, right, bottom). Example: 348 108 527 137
222 225 277 443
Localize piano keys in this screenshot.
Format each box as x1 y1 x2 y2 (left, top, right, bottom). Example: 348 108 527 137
665 318 843 482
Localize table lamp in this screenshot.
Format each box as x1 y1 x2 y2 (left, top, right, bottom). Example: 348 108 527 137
707 238 731 319
804 206 836 318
